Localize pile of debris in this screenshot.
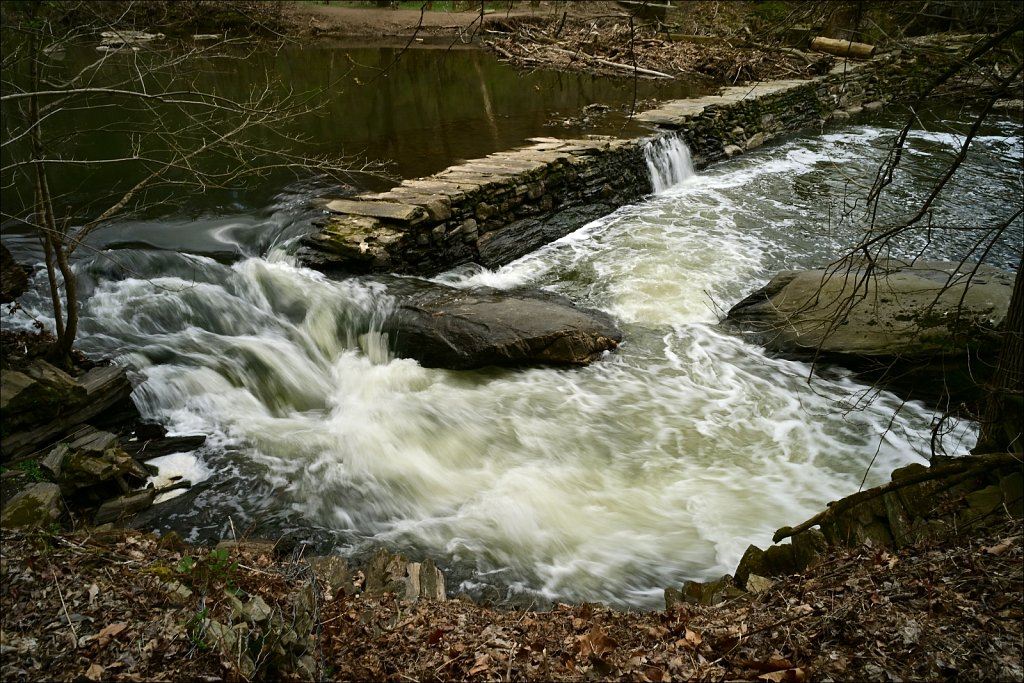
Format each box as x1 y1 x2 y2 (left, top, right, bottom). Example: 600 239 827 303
484 13 834 84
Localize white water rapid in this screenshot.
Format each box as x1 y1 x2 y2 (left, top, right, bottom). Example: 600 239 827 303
10 117 1019 610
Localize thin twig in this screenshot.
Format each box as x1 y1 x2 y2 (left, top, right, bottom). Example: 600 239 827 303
52 569 78 646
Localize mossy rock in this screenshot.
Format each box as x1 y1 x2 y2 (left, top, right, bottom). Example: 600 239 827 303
0 482 62 529
1 361 86 436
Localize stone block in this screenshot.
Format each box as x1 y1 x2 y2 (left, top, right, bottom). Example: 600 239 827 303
93 488 155 525
965 484 1005 519
68 428 118 454
325 199 427 225
308 555 352 595
734 544 764 587
475 202 496 221
791 528 828 570
999 470 1023 518
884 492 914 547
745 574 774 594
1 482 63 529
421 198 451 222
405 560 446 601
678 574 739 605
761 543 798 576
42 442 69 479
664 586 684 611
1 360 86 436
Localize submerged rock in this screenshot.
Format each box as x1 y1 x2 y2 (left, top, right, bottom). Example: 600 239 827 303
379 278 622 370
721 258 1014 404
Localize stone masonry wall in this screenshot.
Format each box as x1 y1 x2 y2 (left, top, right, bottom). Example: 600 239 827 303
299 46 960 276
300 137 651 275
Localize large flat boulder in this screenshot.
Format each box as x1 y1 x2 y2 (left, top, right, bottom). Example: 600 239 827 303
1 363 135 460
721 259 1015 403
1 483 63 529
379 278 621 370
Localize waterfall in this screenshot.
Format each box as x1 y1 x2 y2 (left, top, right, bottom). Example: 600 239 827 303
44 114 1013 611
644 134 695 193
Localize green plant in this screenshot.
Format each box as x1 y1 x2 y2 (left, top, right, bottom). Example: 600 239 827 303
12 460 46 482
175 548 240 590
185 607 210 650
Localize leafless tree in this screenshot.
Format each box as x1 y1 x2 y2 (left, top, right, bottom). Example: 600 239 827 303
0 0 385 368
817 18 1023 456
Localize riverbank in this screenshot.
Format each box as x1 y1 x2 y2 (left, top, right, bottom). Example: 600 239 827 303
279 1 822 82
2 514 1020 682
3 3 1023 681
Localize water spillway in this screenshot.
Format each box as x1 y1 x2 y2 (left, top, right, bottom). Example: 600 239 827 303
38 108 1016 609
299 48 965 277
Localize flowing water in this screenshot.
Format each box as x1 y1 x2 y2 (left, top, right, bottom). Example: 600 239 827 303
3 51 1022 608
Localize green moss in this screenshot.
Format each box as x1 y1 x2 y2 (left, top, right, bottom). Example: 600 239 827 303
751 1 790 25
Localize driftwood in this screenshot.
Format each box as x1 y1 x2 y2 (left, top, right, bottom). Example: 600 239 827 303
810 36 875 59
548 46 672 78
773 452 1021 543
595 57 672 78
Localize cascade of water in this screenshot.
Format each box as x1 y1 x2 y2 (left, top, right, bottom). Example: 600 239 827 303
28 114 1016 610
644 134 696 193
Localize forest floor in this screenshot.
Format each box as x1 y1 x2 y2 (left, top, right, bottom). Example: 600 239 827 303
2 3 1023 682
1 516 1020 682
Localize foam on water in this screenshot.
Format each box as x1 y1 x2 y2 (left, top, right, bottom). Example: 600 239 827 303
39 117 1015 609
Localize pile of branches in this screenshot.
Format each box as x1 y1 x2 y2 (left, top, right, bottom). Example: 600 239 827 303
484 14 831 84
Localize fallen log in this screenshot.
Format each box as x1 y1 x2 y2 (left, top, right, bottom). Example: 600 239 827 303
595 57 673 79
548 46 672 78
810 36 875 59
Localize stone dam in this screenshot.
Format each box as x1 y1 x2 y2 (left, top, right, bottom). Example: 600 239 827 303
298 42 964 276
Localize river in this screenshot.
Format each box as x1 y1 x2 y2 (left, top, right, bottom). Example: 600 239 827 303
2 45 1021 610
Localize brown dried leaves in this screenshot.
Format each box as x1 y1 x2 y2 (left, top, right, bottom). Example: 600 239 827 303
2 515 1021 682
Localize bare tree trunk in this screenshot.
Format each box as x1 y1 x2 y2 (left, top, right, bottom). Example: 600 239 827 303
973 260 1024 455
52 239 79 366
28 26 76 368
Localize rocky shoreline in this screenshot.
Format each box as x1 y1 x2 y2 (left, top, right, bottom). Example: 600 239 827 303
2 248 1021 680
3 3 1022 680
